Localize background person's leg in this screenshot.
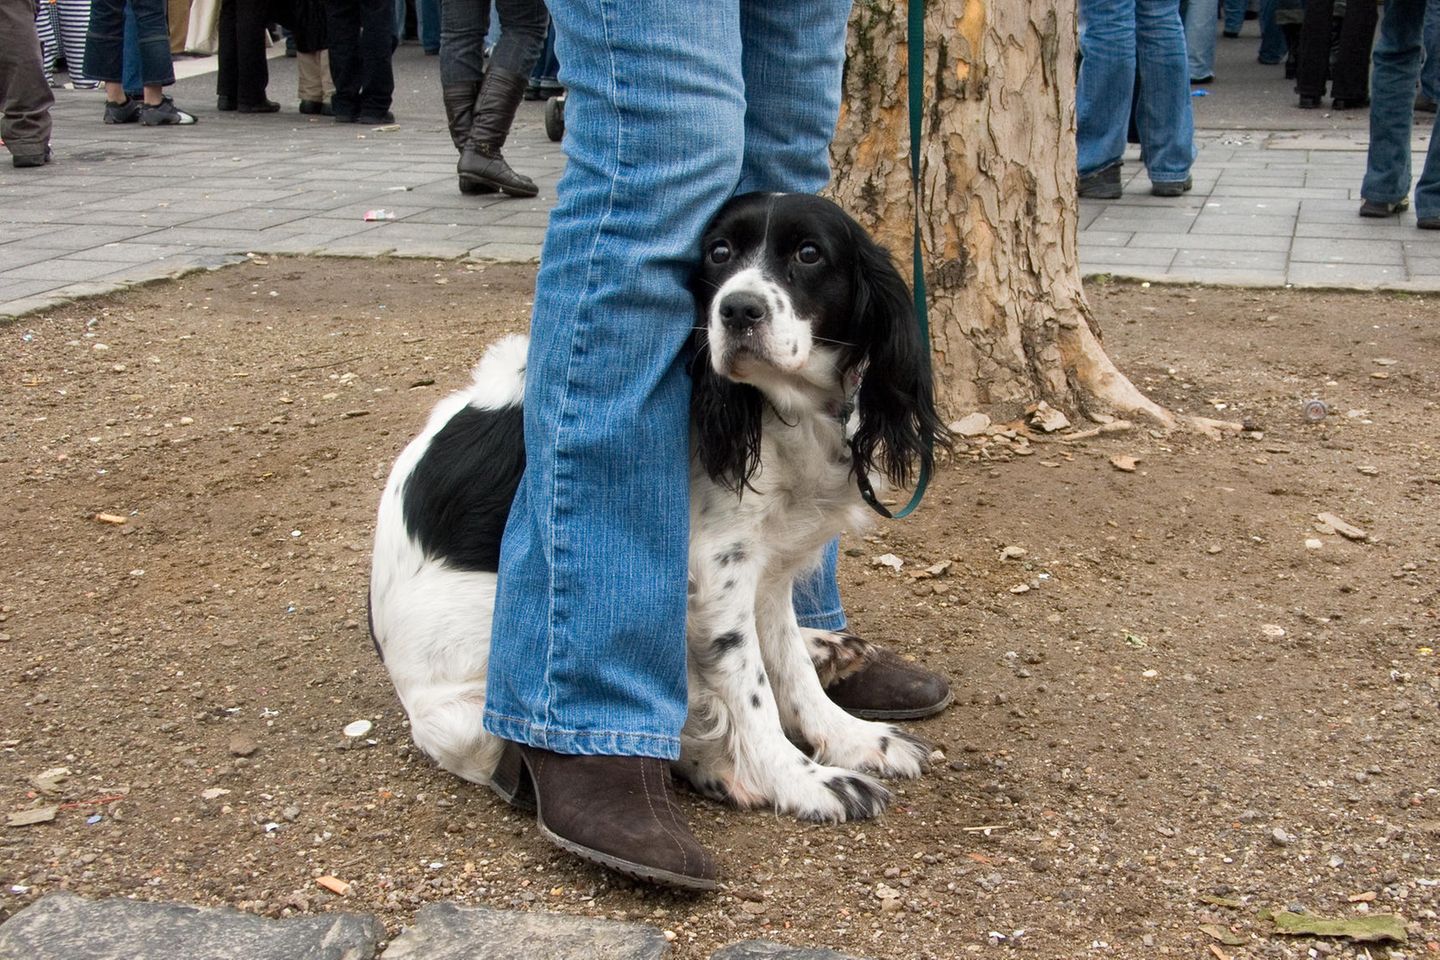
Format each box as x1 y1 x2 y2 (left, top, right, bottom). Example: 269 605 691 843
1077 0 1139 178
483 0 747 759
1134 0 1195 184
1361 0 1423 207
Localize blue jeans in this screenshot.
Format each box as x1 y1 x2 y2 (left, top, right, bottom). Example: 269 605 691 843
1257 0 1286 63
439 0 546 83
1423 0 1440 101
1078 0 1196 182
122 5 142 96
1181 0 1218 80
482 0 853 759
417 0 440 50
1222 0 1246 32
84 0 173 85
1362 0 1440 220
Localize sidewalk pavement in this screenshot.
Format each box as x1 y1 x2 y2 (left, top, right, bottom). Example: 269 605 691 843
2 34 1438 321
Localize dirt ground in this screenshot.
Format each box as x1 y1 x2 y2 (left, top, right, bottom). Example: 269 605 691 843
1 258 1437 960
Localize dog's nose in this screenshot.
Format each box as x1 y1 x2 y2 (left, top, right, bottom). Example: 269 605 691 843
718 291 768 332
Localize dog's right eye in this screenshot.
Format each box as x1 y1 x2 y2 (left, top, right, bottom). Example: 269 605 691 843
708 241 731 264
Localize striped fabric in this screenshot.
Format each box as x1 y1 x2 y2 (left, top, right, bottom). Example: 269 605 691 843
35 0 98 89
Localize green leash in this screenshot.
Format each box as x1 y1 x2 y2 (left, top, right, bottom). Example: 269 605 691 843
861 0 933 521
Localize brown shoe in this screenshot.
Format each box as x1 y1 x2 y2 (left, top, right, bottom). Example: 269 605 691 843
490 742 720 891
825 645 953 720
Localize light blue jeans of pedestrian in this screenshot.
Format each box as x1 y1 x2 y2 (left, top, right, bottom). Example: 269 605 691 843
1362 0 1440 221
392 0 439 47
482 0 855 759
1181 0 1219 80
1078 0 1197 183
1422 0 1440 102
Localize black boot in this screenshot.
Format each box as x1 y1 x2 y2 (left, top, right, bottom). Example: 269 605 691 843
458 67 538 199
443 81 494 196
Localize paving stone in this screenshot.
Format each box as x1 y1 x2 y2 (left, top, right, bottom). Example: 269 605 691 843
1290 238 1405 265
382 902 667 960
710 941 870 960
0 892 381 960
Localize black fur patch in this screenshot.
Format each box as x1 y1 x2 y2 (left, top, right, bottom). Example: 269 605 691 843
402 403 525 572
750 693 762 709
713 631 745 653
714 544 747 567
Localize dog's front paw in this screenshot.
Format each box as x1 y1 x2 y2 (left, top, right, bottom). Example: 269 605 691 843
803 628 876 686
785 767 891 823
816 722 931 780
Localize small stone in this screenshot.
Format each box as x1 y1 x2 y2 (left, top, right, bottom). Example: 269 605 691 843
883 867 901 879
1000 546 1027 561
1271 827 1294 846
950 413 992 437
342 720 373 738
1305 538 1324 550
228 734 258 758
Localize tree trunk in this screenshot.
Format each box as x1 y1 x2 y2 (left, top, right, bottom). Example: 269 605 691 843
831 0 1175 429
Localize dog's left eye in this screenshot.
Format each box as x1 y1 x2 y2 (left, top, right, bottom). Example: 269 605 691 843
796 242 822 265
708 241 732 264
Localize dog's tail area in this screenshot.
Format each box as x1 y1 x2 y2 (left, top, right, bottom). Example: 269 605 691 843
463 333 529 412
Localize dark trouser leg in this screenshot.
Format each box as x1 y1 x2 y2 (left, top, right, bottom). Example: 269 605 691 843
217 0 237 99
325 0 361 117
0 0 55 159
1294 0 1334 99
1329 0 1377 102
357 0 394 115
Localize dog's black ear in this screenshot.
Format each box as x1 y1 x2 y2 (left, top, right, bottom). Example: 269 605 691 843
689 327 764 492
847 228 949 488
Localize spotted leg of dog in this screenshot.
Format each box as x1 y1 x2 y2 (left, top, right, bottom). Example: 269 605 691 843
802 627 875 687
678 548 893 823
757 587 931 778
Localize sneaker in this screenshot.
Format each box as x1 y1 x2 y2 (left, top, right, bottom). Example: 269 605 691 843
1150 176 1193 197
356 110 396 125
298 99 333 116
1078 162 1122 200
237 99 281 113
140 96 197 125
1330 97 1369 111
1358 197 1409 218
1297 94 1321 109
12 146 52 168
217 95 237 111
103 97 142 124
1416 215 1440 230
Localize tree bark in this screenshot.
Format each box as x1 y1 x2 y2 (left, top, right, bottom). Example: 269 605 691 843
831 0 1175 429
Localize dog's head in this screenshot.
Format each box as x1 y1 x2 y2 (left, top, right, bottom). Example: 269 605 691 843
689 192 946 492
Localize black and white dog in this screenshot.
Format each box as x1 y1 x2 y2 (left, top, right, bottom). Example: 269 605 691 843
370 193 947 823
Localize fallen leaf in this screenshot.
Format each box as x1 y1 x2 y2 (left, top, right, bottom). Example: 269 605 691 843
6 805 59 827
30 767 70 795
1271 911 1407 944
1348 891 1378 903
1199 923 1248 946
1208 945 1231 960
1110 455 1139 473
1316 512 1368 541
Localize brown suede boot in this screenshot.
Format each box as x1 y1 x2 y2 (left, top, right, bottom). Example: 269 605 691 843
824 646 953 720
491 742 720 891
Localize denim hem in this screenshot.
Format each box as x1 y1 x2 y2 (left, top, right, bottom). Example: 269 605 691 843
1148 171 1192 183
796 609 847 631
483 711 682 760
